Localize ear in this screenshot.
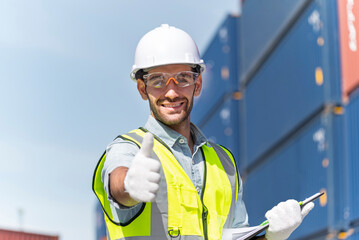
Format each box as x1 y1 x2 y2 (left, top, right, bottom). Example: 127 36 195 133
137 79 148 100
194 75 202 97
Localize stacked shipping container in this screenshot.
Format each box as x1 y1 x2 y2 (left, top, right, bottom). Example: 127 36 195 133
239 0 359 239
192 15 242 162
240 0 342 170
347 89 359 231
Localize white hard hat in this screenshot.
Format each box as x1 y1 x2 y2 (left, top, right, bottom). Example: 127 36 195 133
130 24 206 81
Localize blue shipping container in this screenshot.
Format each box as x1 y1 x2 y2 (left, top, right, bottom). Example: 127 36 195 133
239 0 310 84
346 89 359 225
291 225 359 240
240 0 342 168
243 106 349 239
196 97 241 166
193 14 240 126
349 229 359 240
95 202 107 240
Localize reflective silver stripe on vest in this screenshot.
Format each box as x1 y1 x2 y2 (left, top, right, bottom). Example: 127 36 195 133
118 236 203 240
210 143 238 227
124 132 170 240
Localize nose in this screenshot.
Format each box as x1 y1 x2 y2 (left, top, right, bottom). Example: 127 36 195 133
164 81 180 98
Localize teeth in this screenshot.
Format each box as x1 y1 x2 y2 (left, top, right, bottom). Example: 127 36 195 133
164 103 181 108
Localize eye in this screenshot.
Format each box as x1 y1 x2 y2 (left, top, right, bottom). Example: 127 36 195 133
176 72 193 82
176 72 196 87
148 74 165 88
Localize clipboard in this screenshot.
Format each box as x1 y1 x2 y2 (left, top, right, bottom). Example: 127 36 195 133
233 192 324 240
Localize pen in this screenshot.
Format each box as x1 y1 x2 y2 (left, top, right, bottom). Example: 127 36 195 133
259 192 324 227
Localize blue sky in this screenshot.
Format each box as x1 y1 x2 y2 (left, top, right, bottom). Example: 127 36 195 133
0 1 240 239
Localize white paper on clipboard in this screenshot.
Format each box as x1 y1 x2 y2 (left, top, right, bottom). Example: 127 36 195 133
222 226 264 240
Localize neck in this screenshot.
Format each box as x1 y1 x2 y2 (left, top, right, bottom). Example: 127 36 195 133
164 119 195 154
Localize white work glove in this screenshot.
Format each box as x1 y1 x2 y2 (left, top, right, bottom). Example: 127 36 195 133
124 132 161 202
265 199 314 240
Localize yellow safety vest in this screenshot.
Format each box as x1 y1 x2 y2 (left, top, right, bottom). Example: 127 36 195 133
93 128 239 240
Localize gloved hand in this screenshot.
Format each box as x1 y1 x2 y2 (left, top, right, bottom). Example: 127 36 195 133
265 199 314 240
124 132 161 202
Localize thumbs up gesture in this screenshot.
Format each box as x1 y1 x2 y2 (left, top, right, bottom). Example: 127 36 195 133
124 132 161 202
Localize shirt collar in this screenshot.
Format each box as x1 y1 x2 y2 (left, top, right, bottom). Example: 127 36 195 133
144 115 208 148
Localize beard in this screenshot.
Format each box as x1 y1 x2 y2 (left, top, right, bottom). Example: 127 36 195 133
147 95 194 127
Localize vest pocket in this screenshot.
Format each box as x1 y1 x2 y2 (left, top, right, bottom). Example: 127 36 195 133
179 187 200 209
167 183 203 236
178 186 203 236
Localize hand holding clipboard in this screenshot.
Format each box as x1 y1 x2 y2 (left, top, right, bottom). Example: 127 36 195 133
234 192 324 240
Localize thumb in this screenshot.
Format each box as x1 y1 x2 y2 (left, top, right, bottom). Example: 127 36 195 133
139 132 154 157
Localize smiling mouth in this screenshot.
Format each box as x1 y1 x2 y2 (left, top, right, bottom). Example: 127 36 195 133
162 102 183 108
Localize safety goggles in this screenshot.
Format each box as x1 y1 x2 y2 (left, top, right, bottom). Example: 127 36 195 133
143 71 199 89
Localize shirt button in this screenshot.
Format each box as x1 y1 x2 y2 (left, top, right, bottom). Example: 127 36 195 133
179 138 185 144
196 187 200 193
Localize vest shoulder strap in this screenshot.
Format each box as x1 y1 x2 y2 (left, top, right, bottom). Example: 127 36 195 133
92 128 145 225
208 143 239 200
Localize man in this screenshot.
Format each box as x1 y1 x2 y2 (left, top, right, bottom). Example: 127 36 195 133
93 24 314 240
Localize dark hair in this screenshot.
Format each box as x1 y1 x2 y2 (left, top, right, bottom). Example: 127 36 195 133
135 69 146 81
192 65 201 74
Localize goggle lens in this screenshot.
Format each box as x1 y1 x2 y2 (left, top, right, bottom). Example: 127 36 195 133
143 71 199 89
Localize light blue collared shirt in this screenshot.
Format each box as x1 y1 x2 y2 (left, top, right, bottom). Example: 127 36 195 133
102 116 248 227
